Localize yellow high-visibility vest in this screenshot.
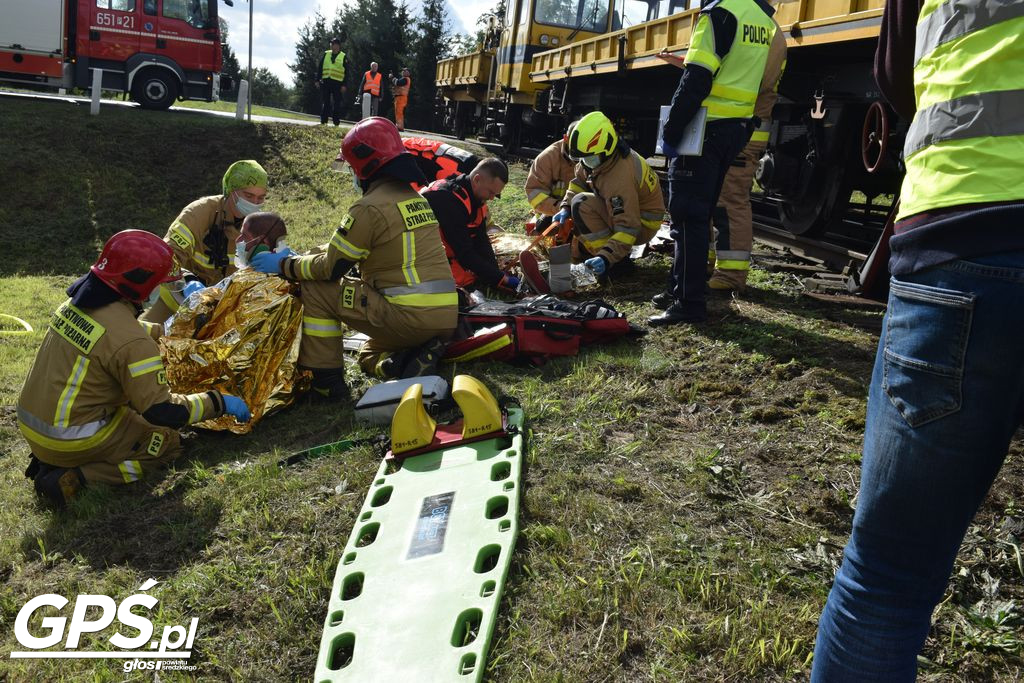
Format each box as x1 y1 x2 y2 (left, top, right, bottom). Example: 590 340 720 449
321 50 345 81
897 0 1024 219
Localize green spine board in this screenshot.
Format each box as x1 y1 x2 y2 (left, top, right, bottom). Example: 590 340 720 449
315 406 524 682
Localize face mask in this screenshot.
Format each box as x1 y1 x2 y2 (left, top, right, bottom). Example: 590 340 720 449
350 168 362 193
582 154 603 169
233 192 262 216
234 240 248 267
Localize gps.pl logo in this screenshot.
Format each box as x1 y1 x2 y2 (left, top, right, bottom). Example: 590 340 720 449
9 578 198 669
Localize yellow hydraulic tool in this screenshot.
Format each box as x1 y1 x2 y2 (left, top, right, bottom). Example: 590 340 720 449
452 375 502 439
391 383 437 455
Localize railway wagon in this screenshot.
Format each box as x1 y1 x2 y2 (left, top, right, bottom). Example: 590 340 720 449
437 0 904 246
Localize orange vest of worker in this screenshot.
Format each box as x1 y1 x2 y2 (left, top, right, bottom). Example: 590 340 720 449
424 177 487 288
393 77 410 98
405 139 462 180
362 71 382 96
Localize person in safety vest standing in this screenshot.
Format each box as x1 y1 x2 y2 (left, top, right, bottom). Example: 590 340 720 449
648 0 778 325
250 118 457 398
421 158 520 293
812 0 1024 679
19 231 251 507
658 14 786 293
525 121 579 234
139 160 269 327
357 62 383 119
390 67 411 131
555 111 665 282
317 37 348 126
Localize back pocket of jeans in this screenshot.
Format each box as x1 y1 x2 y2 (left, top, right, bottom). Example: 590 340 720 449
882 279 974 427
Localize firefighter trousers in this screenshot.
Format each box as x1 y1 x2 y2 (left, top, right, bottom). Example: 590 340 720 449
709 139 766 289
26 410 182 486
569 192 655 265
298 278 457 377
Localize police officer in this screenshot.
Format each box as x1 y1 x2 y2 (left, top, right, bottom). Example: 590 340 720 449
19 230 250 506
525 121 578 233
251 118 458 398
421 158 520 293
555 111 666 280
318 37 348 126
649 0 779 325
139 160 269 326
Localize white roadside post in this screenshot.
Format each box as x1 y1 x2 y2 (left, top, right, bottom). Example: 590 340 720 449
90 68 102 115
236 80 249 120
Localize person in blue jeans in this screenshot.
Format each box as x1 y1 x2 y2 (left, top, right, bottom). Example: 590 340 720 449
811 0 1024 679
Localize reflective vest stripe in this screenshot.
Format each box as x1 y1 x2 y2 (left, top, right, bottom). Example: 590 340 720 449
139 320 162 340
322 50 346 80
610 230 638 246
710 82 758 104
750 130 770 142
527 189 551 208
169 221 195 249
904 89 1024 158
401 232 421 285
128 356 163 378
898 0 1024 219
302 316 344 338
915 0 1024 64
330 231 370 260
54 356 90 428
363 71 382 96
381 279 457 307
716 250 751 270
568 181 587 194
192 251 214 269
186 394 205 423
19 405 129 451
159 283 182 312
299 258 314 280
119 460 142 483
578 229 612 243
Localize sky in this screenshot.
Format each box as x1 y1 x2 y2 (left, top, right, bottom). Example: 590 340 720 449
217 0 488 87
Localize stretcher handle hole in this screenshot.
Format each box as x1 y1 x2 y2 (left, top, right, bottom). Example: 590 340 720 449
374 478 386 486
359 511 373 521
341 572 364 601
450 608 483 648
329 610 345 626
327 632 355 670
371 486 393 507
485 496 509 520
343 552 357 565
474 544 501 574
491 461 511 481
480 580 496 598
356 522 380 547
503 481 515 492
458 652 478 676
499 519 512 532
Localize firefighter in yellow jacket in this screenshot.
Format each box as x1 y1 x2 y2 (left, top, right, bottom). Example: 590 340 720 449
19 230 251 507
251 118 458 399
556 111 666 279
525 121 578 233
139 160 269 325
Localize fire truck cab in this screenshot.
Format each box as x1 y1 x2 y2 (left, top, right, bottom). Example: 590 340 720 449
0 0 227 110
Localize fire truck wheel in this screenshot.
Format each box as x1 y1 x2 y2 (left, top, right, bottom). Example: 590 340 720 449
132 70 179 110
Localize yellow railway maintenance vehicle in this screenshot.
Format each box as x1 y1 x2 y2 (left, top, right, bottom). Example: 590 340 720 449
437 0 904 241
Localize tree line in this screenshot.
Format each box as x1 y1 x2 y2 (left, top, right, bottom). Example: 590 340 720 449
220 0 463 129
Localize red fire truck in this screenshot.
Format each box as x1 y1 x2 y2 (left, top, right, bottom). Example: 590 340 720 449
0 0 228 109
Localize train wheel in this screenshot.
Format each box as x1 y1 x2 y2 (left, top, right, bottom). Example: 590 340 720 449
861 101 890 173
779 165 851 236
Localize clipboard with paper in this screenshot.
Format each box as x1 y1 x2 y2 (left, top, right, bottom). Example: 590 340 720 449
656 104 707 157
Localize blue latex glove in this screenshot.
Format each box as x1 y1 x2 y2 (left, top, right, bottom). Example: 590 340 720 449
250 249 290 274
182 281 205 299
585 256 607 276
222 394 251 423
553 208 570 225
499 274 521 292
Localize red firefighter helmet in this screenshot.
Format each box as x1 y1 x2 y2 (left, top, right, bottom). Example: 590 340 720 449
342 117 407 180
90 230 177 302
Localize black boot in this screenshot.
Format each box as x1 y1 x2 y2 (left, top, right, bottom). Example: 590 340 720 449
27 456 85 507
399 337 446 379
306 367 351 402
648 303 707 326
650 291 674 310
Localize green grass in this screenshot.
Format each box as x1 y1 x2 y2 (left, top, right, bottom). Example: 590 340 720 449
174 99 320 121
3 97 1024 681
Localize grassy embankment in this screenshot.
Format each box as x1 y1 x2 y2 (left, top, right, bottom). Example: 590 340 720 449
2 97 1023 681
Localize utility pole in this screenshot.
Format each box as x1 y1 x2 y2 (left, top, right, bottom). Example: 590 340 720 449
247 0 253 121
